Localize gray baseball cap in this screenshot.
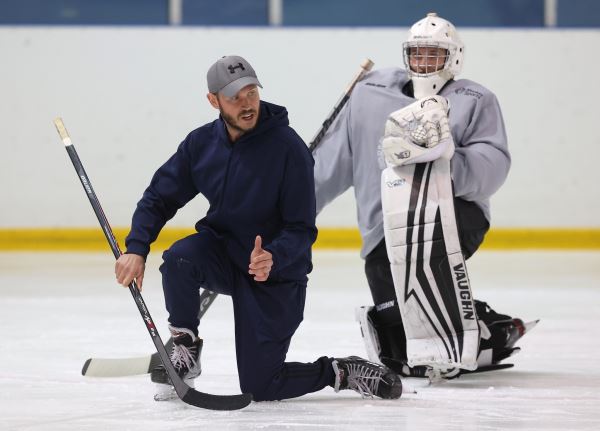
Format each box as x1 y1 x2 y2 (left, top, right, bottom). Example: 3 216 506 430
207 55 262 98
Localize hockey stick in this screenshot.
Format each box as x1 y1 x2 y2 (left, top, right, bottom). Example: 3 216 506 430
81 288 218 377
53 118 251 411
308 58 374 151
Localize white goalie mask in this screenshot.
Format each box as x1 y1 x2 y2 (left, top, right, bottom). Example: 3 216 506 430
403 13 464 99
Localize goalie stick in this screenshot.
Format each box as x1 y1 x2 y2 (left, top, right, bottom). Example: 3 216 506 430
308 58 374 151
53 118 251 411
81 289 218 377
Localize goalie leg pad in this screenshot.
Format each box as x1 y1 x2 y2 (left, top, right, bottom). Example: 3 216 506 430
381 160 480 371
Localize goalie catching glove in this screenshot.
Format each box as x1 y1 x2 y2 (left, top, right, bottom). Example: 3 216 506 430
381 95 455 167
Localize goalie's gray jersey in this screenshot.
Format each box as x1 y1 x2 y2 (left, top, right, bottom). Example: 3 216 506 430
314 67 510 258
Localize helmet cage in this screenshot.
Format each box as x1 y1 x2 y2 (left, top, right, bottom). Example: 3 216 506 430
403 41 457 78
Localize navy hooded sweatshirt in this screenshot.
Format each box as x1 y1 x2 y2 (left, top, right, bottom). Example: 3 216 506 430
125 101 317 283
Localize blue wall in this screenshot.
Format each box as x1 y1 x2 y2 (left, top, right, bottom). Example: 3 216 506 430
557 0 600 27
182 0 268 25
283 0 545 27
0 0 167 25
0 0 598 27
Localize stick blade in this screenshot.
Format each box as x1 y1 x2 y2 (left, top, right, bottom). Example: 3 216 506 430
181 388 253 411
81 356 152 377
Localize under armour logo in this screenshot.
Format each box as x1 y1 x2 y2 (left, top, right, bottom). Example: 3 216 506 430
228 63 245 74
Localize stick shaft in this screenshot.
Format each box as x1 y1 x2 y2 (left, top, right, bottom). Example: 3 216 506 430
308 58 374 152
53 118 251 409
54 118 191 400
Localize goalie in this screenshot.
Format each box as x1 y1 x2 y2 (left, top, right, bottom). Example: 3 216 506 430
314 13 530 377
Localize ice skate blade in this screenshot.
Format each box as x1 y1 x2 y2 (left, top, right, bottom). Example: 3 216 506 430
524 319 539 333
153 377 197 402
154 385 177 402
400 377 429 393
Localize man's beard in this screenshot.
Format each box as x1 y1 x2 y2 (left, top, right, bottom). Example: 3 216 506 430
220 108 258 136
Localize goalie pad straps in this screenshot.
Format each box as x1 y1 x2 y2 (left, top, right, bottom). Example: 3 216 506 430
354 306 383 364
355 304 408 365
381 159 480 371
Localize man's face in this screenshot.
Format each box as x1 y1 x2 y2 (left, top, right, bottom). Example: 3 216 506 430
209 85 260 139
408 46 448 74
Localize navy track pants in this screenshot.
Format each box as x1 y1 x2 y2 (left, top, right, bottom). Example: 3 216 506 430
159 229 335 401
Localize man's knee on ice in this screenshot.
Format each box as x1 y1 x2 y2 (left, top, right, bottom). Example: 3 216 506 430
239 373 281 402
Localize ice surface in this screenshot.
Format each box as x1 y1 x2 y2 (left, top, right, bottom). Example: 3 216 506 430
1 250 599 430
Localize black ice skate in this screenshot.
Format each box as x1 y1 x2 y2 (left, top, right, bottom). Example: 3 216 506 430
475 300 538 365
153 326 203 401
332 356 402 399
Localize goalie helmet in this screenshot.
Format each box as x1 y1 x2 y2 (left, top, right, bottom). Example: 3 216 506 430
403 12 464 99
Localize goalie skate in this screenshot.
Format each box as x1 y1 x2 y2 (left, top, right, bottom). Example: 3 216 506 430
476 317 539 367
381 319 538 380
